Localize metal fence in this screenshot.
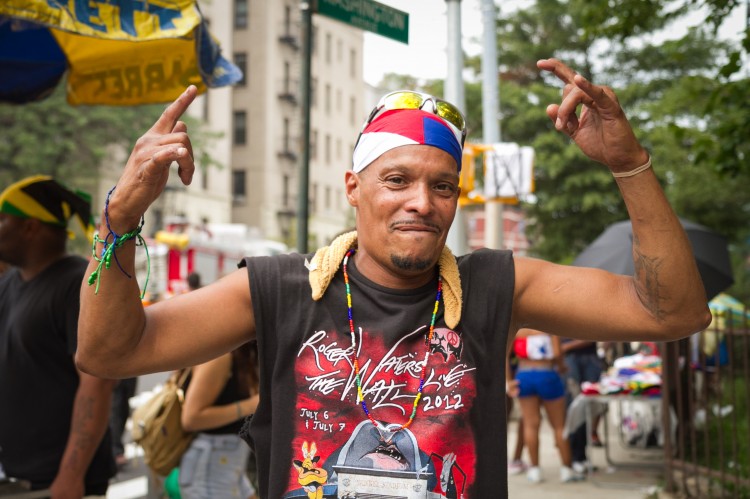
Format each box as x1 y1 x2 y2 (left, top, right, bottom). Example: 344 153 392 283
662 310 750 498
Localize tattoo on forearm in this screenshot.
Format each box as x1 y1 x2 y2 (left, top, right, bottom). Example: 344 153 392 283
632 235 665 320
63 395 98 468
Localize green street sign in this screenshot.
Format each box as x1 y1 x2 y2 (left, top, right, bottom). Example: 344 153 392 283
316 0 409 44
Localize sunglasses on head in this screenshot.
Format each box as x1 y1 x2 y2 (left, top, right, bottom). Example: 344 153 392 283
358 90 467 147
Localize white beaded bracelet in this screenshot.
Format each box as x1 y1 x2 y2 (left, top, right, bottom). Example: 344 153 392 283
612 156 652 178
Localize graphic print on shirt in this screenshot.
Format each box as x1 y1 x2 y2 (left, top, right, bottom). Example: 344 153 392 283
283 326 477 498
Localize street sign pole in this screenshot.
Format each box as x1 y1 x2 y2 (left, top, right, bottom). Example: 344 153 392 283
297 0 408 253
481 0 504 250
297 0 314 254
445 0 468 256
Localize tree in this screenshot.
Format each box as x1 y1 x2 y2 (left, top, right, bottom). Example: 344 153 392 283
462 1 748 266
379 0 748 300
577 0 750 301
0 84 156 192
0 82 220 198
579 0 750 179
1 83 222 257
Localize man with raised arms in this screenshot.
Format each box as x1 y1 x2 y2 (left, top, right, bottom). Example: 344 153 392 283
77 59 710 498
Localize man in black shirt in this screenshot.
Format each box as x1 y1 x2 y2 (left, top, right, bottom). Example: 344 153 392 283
77 59 712 498
0 176 116 497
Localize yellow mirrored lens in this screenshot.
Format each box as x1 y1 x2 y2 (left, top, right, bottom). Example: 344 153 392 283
383 92 423 110
436 102 465 131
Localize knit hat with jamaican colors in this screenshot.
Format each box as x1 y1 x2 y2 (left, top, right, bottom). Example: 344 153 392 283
352 109 463 174
0 175 94 238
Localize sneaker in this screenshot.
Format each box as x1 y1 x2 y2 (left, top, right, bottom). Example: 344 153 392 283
526 466 542 484
508 459 527 475
572 460 597 474
560 466 585 483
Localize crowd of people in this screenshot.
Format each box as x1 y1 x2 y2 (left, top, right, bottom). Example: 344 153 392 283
1 56 710 499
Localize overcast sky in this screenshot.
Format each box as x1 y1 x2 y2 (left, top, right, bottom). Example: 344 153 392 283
362 0 747 86
362 0 486 85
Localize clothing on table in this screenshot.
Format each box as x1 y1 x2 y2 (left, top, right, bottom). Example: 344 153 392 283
178 357 255 498
0 256 115 493
243 248 514 499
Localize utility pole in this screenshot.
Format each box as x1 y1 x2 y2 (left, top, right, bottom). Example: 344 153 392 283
481 0 503 250
297 1 313 254
445 0 469 256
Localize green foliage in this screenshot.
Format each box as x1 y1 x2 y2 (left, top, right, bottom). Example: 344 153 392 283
1 83 222 257
688 374 750 497
465 0 750 278
379 0 749 300
700 78 750 178
0 82 221 194
0 83 163 192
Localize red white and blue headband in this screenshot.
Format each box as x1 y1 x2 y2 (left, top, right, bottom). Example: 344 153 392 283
352 109 464 174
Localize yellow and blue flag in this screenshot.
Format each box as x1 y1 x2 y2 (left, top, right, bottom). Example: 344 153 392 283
0 0 241 105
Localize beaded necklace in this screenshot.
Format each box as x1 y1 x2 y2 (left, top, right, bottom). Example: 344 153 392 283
342 248 443 433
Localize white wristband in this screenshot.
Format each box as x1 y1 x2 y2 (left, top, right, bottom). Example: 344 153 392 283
612 156 652 178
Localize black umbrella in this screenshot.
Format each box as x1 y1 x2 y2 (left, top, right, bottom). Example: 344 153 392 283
573 218 734 301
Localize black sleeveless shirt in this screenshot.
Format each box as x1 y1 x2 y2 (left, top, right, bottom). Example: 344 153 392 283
243 248 514 498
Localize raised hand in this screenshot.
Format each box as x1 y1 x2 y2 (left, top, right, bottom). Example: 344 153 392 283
107 86 198 232
537 59 649 173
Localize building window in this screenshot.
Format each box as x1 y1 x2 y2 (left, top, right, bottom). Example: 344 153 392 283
350 48 357 78
232 170 246 201
312 25 318 55
234 0 248 29
349 96 356 126
336 89 342 113
283 174 290 207
201 168 208 190
325 134 331 164
311 77 318 108
233 111 247 145
337 39 343 62
311 183 318 214
311 129 318 160
325 84 331 114
283 117 291 152
325 186 331 210
336 138 341 160
325 33 332 63
234 52 247 86
281 61 296 101
284 5 292 34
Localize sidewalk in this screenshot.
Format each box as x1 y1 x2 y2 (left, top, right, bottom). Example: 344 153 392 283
507 411 674 499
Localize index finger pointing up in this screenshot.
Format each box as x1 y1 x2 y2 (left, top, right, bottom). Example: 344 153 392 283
536 58 578 85
150 85 198 135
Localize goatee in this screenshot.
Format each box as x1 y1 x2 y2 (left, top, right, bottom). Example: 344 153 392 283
390 254 431 271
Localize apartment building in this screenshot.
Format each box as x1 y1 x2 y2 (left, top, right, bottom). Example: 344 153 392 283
190 0 365 249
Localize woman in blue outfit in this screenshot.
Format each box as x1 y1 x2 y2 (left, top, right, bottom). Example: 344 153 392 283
179 342 260 498
507 328 580 484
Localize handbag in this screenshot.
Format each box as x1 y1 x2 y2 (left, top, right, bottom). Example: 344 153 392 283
130 368 195 476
